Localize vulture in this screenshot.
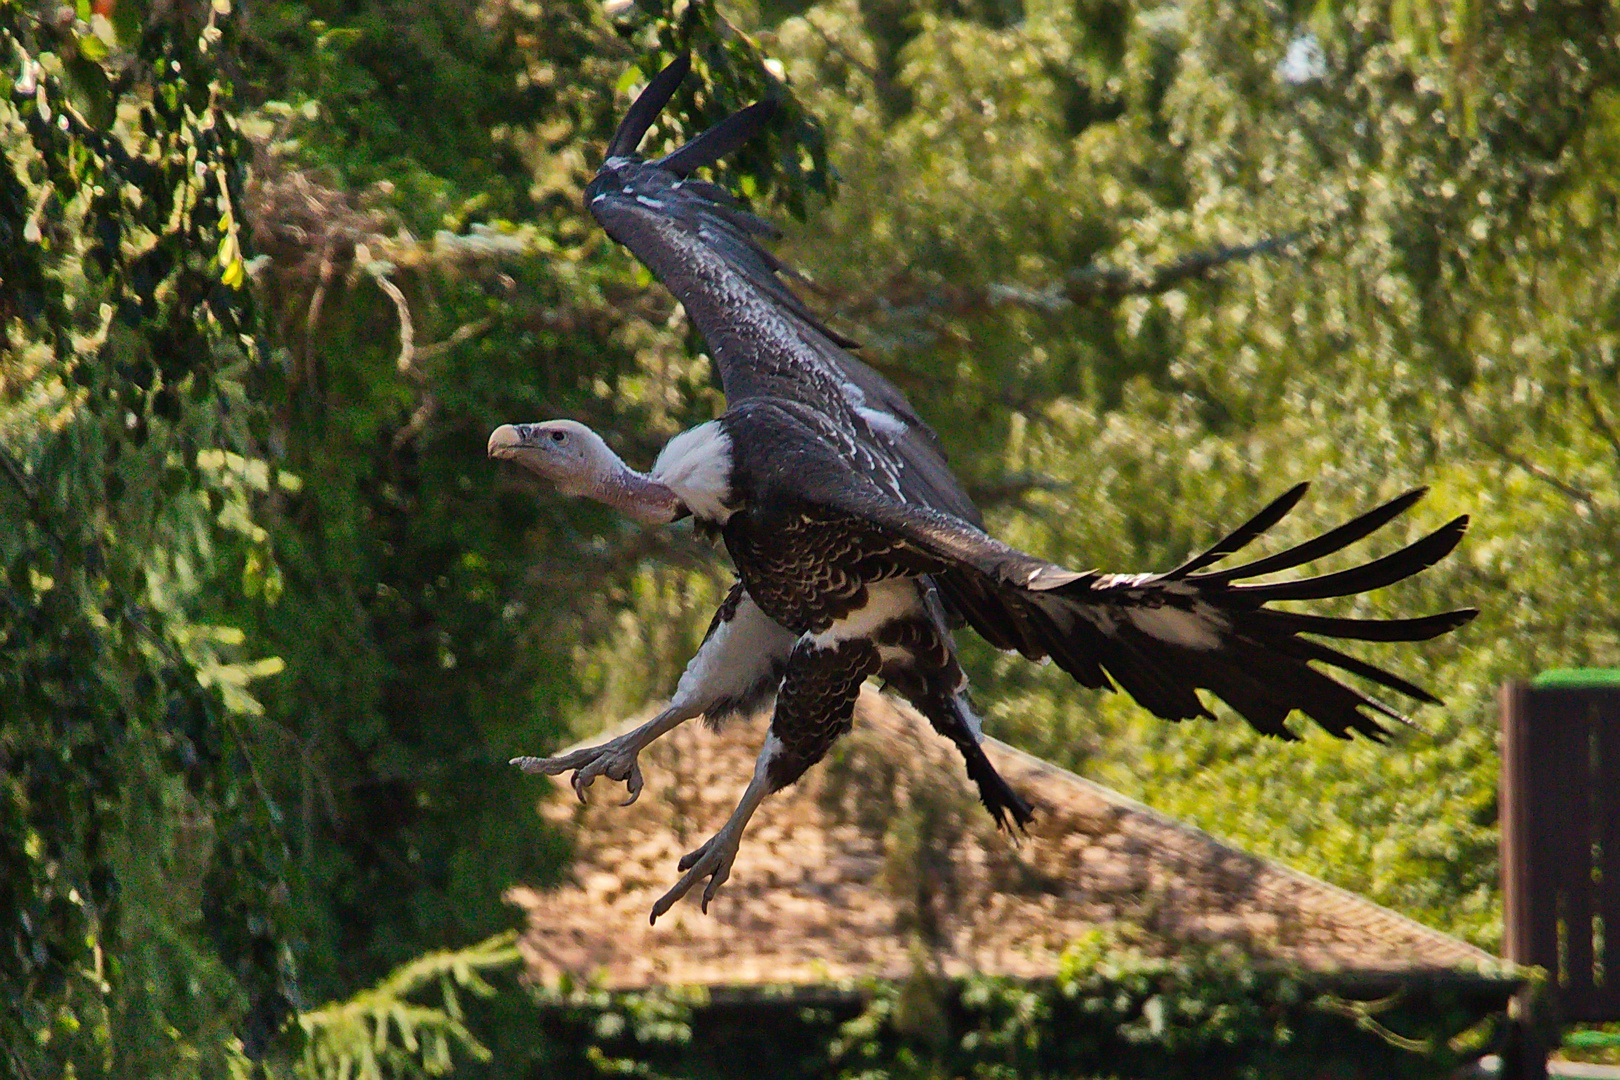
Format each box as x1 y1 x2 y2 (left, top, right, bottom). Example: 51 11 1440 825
488 54 1475 923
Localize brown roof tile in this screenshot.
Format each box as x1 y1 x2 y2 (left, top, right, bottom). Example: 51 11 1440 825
510 690 1500 990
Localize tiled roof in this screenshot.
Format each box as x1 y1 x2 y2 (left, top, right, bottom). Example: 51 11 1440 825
510 689 1500 990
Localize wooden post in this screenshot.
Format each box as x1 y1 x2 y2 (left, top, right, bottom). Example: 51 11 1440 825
1500 681 1551 1080
1500 677 1620 1079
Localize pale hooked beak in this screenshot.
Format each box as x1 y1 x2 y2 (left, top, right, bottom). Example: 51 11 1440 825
487 423 523 459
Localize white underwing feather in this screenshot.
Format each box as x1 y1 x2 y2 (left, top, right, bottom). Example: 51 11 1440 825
809 579 923 647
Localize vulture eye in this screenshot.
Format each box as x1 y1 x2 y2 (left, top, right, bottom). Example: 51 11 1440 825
549 430 567 444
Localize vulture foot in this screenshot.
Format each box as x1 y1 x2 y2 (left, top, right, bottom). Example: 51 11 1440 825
647 731 776 923
649 823 744 923
511 736 648 806
510 703 703 806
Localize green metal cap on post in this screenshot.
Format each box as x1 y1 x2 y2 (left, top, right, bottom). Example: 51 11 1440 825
1530 669 1620 688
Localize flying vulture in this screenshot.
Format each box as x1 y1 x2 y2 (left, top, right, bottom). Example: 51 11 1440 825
488 54 1475 923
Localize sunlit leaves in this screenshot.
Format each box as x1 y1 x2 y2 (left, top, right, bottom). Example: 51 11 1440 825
1 4 294 1075
295 933 519 1080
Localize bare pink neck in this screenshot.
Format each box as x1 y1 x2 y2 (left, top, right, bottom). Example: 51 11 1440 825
598 465 682 525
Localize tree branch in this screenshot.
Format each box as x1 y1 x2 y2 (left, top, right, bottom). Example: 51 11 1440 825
964 473 1066 511
1580 383 1620 472
821 232 1308 327
1477 435 1595 507
1057 232 1309 305
365 261 416 375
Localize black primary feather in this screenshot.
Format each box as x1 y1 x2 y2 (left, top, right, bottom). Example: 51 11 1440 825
658 100 780 176
605 52 691 160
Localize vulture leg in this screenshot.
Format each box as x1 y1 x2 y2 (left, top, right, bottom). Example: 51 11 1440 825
875 613 1034 830
512 583 797 806
920 693 1034 830
648 733 776 923
649 626 881 922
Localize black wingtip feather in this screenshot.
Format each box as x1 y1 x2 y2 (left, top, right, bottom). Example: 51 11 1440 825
657 99 779 177
606 52 692 161
1165 482 1310 580
1278 636 1443 704
1233 514 1469 603
1255 608 1478 643
1196 487 1429 586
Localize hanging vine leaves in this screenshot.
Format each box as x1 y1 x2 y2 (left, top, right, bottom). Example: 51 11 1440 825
1 3 294 1074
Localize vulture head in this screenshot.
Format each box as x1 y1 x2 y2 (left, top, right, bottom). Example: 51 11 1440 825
488 420 684 525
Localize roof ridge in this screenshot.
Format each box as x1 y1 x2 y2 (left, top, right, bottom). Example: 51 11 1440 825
975 722 1500 971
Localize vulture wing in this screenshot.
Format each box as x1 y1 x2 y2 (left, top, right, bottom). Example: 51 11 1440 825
587 54 981 525
732 405 1476 741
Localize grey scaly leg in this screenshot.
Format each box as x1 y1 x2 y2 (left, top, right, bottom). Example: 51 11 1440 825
648 634 879 922
512 584 796 805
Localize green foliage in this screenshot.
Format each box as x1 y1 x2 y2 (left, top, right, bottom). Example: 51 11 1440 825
3 0 818 1072
513 931 1504 1078
1564 1021 1620 1066
294 932 520 1079
1 2 292 1074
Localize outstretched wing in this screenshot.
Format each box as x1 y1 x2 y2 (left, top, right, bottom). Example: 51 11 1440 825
888 488 1472 739
919 487 1473 740
588 54 980 525
726 401 1473 740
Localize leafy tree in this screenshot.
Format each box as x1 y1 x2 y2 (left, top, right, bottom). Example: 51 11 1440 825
225 0 835 1008
1 3 293 1072
2 0 811 1071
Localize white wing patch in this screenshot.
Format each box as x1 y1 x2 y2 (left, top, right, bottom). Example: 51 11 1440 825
1127 603 1227 650
672 594 797 709
809 579 923 647
652 421 735 523
856 405 908 439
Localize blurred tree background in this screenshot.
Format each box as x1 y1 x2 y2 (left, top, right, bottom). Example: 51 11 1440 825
1 0 1615 1074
